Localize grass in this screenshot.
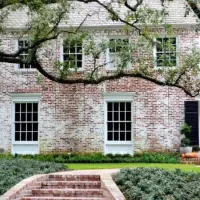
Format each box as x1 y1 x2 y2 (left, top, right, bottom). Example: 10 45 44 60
66 163 200 172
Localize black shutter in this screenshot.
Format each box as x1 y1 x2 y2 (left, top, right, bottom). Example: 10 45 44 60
184 101 199 145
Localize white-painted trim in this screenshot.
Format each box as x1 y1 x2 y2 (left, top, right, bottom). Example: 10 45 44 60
6 23 199 32
104 92 134 155
11 93 41 154
60 38 84 71
10 93 41 102
104 92 135 100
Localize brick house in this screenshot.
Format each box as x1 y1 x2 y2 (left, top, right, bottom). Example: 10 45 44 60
0 0 199 155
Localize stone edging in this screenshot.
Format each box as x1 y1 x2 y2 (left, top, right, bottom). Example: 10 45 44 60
101 174 126 200
0 174 48 200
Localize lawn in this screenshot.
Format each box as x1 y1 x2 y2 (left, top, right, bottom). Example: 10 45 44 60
66 163 200 172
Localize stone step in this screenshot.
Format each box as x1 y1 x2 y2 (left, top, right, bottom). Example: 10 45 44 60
39 181 101 189
48 175 100 182
31 189 103 197
22 197 106 200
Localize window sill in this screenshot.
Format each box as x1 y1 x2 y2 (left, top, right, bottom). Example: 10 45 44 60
105 141 132 145
154 66 178 70
13 141 39 145
14 69 38 74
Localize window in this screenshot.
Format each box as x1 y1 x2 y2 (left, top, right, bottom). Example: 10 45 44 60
108 38 129 68
18 40 35 69
155 37 177 67
107 102 132 141
63 40 83 68
14 103 38 141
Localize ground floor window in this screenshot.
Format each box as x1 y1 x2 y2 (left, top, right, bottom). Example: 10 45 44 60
107 102 132 141
14 103 38 141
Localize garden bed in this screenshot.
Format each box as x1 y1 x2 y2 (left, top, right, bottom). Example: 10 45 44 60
4 152 180 163
114 168 200 200
0 158 65 195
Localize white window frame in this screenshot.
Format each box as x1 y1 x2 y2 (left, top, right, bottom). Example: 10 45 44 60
14 39 37 72
60 39 84 71
10 93 41 145
154 36 179 69
104 93 134 145
106 36 130 70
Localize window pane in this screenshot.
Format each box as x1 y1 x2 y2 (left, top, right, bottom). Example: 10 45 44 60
33 132 38 141
77 61 82 68
21 113 26 121
15 113 20 121
114 132 119 141
27 103 32 112
27 132 32 141
120 123 125 131
126 122 131 131
64 45 69 53
21 123 26 131
120 132 125 141
107 103 112 111
70 47 75 53
15 123 20 131
15 132 20 141
27 123 32 131
114 103 119 111
126 102 131 111
33 123 38 131
114 123 119 131
21 132 26 141
77 54 82 61
33 113 38 121
107 122 113 131
114 112 119 121
64 55 69 61
27 113 32 121
15 104 20 112
77 47 82 53
33 103 38 112
21 103 26 112
107 112 112 121
120 103 125 111
120 112 125 121
107 132 113 141
126 112 131 121
126 132 131 141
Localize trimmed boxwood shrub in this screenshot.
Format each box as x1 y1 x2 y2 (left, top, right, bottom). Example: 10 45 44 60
0 158 65 195
114 168 200 200
11 152 180 163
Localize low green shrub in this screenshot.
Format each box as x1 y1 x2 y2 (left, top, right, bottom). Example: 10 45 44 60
12 152 180 163
114 168 200 200
0 158 65 195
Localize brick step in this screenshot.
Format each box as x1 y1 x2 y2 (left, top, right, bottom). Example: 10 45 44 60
22 197 106 200
48 175 100 182
31 189 103 197
39 181 101 189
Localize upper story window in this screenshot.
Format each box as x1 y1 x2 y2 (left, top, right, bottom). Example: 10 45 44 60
155 37 177 67
18 39 35 69
108 38 129 68
63 40 83 69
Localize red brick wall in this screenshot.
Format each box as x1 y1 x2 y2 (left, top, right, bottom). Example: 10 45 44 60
0 28 197 153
